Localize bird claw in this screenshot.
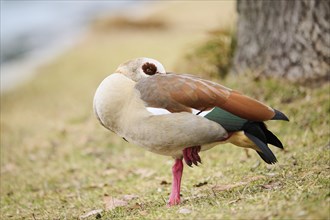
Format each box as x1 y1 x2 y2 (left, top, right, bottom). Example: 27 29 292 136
185 159 192 167
183 146 202 167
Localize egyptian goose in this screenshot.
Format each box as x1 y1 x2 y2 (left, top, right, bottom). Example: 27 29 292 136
93 57 289 206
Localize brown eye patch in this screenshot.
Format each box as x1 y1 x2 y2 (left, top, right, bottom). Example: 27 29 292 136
142 62 157 75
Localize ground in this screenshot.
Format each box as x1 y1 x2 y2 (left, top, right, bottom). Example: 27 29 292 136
1 1 329 220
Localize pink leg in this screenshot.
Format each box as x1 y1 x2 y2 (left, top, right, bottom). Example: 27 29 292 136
168 159 183 206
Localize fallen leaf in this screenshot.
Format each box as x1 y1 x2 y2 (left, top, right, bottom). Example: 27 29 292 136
1 163 17 174
213 175 265 191
260 181 282 190
122 194 139 201
104 196 128 210
178 208 192 214
183 194 207 202
193 181 208 187
297 210 307 216
228 198 241 204
160 180 170 185
212 184 238 191
84 183 107 189
250 160 260 171
82 147 104 156
261 184 275 190
79 209 103 219
213 171 224 178
134 168 155 178
102 168 118 176
139 210 148 216
130 202 142 210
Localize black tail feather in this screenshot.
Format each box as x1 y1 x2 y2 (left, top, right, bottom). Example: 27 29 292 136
272 109 289 121
256 151 277 164
243 122 267 143
258 123 284 149
263 129 283 149
245 132 277 164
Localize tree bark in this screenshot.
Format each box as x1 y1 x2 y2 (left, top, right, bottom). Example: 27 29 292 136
233 0 330 84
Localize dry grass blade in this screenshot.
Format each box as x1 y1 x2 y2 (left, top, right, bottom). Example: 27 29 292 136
212 176 265 191
104 196 128 211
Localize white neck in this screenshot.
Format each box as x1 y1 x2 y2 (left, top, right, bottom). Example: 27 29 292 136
93 73 149 134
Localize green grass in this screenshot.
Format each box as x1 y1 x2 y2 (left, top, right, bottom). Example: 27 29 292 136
1 18 330 220
174 28 237 79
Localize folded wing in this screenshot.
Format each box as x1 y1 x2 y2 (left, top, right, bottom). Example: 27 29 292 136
135 74 278 121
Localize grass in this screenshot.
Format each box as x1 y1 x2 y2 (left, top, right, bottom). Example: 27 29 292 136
1 1 329 219
174 28 237 79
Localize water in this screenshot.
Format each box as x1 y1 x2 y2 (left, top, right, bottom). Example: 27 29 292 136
0 0 139 92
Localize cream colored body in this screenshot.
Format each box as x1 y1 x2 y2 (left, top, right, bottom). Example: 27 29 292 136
93 73 228 158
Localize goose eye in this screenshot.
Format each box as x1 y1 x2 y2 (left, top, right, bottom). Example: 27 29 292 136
142 62 157 75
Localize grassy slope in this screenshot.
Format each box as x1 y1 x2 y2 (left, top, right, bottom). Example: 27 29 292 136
1 1 329 219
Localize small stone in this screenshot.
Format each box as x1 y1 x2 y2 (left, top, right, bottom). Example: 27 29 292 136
178 208 192 214
265 172 278 177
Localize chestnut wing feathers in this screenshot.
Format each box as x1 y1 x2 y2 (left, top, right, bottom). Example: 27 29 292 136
135 74 276 121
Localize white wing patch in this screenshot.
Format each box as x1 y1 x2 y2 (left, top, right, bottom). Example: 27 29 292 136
147 107 171 115
192 108 214 117
147 107 214 116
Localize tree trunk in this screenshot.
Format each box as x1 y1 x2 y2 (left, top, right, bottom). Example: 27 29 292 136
233 0 330 84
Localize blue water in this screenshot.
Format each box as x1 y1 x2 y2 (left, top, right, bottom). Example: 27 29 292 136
1 1 136 64
0 1 144 92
